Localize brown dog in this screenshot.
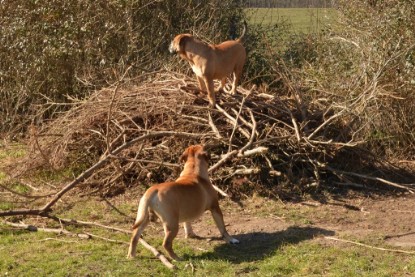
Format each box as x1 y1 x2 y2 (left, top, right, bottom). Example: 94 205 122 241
127 145 239 261
169 22 247 107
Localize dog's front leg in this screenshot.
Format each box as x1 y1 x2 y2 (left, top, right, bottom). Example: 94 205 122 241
210 203 239 244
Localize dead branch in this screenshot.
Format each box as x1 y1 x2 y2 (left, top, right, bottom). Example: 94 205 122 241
4 220 175 269
237 146 268 157
239 109 257 154
208 150 238 174
215 103 251 139
233 168 261 175
324 236 415 254
47 215 132 234
4 221 81 237
7 71 412 203
46 216 175 268
208 111 222 139
0 182 53 199
41 131 208 213
0 131 208 217
326 166 415 194
0 208 44 217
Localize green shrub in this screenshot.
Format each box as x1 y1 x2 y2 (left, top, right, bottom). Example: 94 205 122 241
0 0 244 134
290 0 415 159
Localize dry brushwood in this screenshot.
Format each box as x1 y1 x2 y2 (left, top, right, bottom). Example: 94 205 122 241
3 71 414 205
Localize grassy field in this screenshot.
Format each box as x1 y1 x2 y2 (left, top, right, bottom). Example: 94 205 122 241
1 198 414 277
246 8 336 33
1 144 415 276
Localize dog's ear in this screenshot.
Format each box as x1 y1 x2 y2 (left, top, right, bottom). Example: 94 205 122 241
179 148 189 163
178 35 191 52
199 151 211 162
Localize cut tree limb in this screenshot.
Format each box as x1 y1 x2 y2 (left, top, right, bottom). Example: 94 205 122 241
0 131 209 218
324 236 415 254
326 166 415 194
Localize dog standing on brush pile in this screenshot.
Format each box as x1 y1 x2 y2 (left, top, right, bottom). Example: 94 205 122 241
127 145 239 261
169 22 247 108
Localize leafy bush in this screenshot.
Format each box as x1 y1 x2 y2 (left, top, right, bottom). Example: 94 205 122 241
0 0 244 134
289 0 415 159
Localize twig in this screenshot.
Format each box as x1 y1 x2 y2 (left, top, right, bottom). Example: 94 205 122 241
138 237 176 269
0 131 208 217
239 109 257 154
0 208 44 217
4 220 175 269
48 216 175 269
4 221 79 236
109 155 180 168
228 95 247 152
232 168 260 175
46 215 132 234
237 146 268 157
215 103 251 139
326 166 415 194
307 110 344 140
324 236 415 254
208 111 222 139
0 182 54 199
86 232 129 245
208 150 238 174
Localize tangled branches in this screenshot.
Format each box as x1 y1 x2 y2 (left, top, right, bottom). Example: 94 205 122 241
7 71 413 201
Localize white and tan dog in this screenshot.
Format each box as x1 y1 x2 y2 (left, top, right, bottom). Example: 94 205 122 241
127 145 239 261
169 23 247 108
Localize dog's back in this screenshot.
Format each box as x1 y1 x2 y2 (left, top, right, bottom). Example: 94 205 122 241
149 180 211 223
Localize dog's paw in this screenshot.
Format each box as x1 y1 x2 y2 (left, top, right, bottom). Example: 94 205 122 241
208 102 216 109
185 233 200 239
229 238 240 244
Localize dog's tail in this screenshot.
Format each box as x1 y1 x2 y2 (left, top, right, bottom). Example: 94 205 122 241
236 20 247 42
131 189 157 230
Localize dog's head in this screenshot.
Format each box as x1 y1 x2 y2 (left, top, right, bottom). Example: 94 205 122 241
180 145 210 164
169 34 192 55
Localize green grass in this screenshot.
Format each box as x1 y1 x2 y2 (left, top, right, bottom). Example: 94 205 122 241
1 225 414 276
0 143 26 160
246 8 336 33
1 146 414 276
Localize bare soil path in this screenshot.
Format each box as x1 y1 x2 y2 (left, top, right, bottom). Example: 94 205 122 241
156 193 415 251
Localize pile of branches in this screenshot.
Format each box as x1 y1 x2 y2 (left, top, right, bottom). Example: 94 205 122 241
10 71 415 199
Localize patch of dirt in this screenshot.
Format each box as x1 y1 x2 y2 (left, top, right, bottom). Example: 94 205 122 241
161 193 415 250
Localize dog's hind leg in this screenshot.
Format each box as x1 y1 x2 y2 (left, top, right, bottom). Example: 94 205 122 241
230 66 243 95
218 78 227 93
162 221 181 261
204 78 216 108
210 202 239 244
183 222 197 239
197 76 207 92
127 216 150 258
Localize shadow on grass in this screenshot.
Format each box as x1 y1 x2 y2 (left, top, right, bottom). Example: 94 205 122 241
187 226 335 263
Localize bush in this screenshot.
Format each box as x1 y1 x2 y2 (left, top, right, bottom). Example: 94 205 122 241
289 0 415 159
0 0 244 134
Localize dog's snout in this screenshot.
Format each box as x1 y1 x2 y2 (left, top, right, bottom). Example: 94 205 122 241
168 42 176 54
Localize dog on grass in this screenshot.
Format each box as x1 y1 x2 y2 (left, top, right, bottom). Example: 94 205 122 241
169 22 247 108
127 145 239 261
